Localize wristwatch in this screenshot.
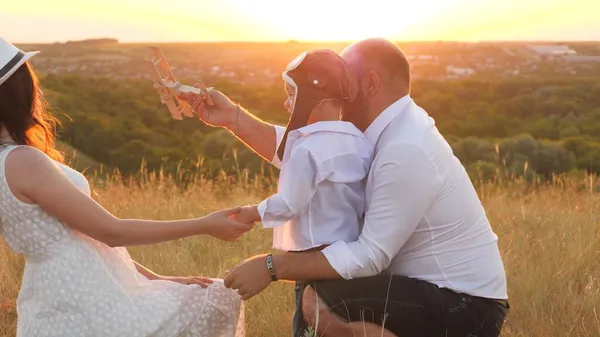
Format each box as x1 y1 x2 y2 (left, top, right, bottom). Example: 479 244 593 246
266 253 277 281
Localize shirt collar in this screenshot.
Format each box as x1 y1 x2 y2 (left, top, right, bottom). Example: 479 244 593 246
292 120 365 138
282 121 365 163
364 94 412 146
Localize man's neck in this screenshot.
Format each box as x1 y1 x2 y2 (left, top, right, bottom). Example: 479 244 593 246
367 91 409 127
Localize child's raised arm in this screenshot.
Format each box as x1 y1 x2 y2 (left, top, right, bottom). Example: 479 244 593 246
258 145 322 227
256 136 370 227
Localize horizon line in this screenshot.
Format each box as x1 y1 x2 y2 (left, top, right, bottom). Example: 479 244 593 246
13 38 600 45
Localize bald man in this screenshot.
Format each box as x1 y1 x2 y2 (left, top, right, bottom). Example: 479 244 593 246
181 38 509 337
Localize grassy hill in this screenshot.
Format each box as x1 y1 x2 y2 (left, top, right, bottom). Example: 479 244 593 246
0 170 599 336
56 140 103 173
44 88 104 173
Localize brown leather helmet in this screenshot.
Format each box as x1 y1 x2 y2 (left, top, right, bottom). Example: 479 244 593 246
277 49 358 161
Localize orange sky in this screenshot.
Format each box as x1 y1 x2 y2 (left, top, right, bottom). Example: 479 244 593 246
2 0 599 43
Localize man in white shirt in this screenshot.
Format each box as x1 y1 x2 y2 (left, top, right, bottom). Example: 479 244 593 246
181 38 509 337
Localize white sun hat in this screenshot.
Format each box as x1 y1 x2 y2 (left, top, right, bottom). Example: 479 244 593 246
0 36 39 86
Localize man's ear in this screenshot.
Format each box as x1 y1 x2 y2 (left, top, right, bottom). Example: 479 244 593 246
364 71 381 98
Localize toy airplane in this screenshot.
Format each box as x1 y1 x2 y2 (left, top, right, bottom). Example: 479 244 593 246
146 47 213 120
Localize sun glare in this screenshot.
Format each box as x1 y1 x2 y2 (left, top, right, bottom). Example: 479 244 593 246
2 0 599 42
223 0 456 42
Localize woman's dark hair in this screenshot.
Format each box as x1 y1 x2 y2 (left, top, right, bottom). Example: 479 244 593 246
0 62 63 162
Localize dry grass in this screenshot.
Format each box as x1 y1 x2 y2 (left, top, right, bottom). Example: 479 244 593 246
1 169 599 337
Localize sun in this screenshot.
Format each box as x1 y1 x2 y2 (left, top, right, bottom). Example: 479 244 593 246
223 0 457 42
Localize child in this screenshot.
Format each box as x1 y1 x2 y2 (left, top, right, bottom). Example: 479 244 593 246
236 49 373 253
233 49 374 334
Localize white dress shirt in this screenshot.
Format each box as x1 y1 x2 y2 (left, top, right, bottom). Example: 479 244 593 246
271 95 508 300
258 121 373 252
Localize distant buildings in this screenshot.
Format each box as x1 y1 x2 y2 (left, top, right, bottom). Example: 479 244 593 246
527 44 577 56
446 65 475 78
407 54 437 61
19 42 600 83
526 44 600 64
563 55 600 63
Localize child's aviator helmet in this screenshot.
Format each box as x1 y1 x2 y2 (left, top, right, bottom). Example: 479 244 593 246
277 49 359 161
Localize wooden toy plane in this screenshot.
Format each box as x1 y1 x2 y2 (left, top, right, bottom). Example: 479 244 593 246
146 47 213 120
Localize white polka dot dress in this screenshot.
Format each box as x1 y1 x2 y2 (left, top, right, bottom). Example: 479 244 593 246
0 145 245 337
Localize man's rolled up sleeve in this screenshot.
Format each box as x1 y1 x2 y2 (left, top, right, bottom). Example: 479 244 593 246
321 143 442 279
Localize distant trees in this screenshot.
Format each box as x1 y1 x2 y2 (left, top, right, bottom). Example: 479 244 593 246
451 134 577 180
64 38 119 45
40 74 600 180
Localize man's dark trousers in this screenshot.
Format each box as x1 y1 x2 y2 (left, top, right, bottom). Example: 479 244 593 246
292 274 509 337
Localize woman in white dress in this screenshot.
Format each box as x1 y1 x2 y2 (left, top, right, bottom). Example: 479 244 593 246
0 38 247 336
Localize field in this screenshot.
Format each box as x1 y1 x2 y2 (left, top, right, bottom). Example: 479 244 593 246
0 168 599 337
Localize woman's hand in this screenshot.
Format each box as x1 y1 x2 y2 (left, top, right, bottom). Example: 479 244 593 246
158 275 214 288
201 207 255 242
134 262 213 288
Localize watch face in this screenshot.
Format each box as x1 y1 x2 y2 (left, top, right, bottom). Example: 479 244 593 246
286 51 307 72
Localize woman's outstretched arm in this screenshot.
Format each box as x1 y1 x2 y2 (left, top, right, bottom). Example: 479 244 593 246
6 146 254 247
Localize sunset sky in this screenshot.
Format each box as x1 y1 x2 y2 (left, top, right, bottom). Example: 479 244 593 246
2 0 599 43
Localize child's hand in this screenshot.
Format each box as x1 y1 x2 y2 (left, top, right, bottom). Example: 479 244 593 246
203 207 254 242
233 205 261 224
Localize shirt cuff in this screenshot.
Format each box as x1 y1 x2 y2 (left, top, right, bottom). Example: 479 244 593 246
321 241 365 280
271 125 286 168
257 198 287 228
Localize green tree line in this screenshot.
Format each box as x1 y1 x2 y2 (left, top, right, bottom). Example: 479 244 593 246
40 74 600 180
